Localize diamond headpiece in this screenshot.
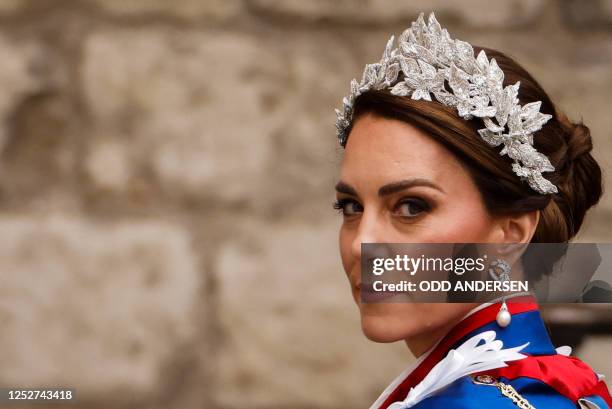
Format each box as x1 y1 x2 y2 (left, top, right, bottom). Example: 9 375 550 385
335 12 558 195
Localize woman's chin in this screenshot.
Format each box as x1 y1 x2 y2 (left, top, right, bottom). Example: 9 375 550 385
360 313 416 343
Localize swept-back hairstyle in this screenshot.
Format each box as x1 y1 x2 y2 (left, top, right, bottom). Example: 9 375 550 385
346 46 603 244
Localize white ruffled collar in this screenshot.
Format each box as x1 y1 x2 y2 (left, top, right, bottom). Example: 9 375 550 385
387 330 528 408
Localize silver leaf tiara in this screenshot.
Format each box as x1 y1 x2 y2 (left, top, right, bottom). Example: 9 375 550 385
335 11 558 195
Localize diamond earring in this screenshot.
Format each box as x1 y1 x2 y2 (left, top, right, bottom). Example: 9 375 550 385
489 259 512 328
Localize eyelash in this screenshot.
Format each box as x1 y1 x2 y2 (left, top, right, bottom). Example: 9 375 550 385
333 198 361 215
333 197 431 218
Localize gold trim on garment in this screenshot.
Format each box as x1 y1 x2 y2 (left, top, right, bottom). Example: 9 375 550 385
471 375 536 409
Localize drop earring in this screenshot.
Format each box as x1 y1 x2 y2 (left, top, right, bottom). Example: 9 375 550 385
488 259 512 328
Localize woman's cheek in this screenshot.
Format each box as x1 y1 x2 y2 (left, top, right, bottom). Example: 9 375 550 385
339 224 355 274
414 204 492 243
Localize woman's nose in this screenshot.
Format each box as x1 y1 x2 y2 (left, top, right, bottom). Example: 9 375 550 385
351 210 387 261
351 211 398 285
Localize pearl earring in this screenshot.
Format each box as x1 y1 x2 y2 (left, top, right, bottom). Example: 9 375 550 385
488 259 512 328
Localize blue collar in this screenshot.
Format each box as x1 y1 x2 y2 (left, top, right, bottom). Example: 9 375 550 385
448 305 557 356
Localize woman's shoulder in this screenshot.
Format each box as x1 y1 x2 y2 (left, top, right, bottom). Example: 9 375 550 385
376 305 612 409
411 374 606 409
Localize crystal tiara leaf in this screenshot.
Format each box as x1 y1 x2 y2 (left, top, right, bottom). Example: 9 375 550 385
334 11 558 195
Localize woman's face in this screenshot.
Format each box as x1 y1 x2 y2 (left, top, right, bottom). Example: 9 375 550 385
336 113 506 352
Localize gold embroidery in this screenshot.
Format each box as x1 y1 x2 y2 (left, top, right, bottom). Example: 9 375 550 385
497 382 536 409
471 375 536 409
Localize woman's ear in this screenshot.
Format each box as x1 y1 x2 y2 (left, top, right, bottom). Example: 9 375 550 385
494 210 540 244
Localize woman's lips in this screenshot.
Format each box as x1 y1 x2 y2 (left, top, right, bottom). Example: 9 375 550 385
356 280 402 302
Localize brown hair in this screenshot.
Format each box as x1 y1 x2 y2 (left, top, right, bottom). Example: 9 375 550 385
345 46 603 243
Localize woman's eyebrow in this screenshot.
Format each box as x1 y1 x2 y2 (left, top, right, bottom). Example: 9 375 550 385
378 178 445 196
335 181 359 197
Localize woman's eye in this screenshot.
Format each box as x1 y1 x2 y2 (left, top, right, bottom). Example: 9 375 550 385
394 198 430 218
333 199 363 216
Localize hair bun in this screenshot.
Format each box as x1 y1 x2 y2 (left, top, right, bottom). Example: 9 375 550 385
553 111 603 239
566 121 593 161
555 109 593 161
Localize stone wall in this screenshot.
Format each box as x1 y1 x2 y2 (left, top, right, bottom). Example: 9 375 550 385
0 1 611 408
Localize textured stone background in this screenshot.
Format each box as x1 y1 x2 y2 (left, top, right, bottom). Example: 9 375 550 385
0 1 611 408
